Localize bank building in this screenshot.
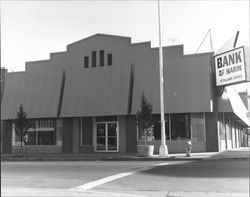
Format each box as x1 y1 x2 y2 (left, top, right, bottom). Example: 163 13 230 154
1 34 249 154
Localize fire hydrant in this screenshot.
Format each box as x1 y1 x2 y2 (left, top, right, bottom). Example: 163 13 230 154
185 140 192 157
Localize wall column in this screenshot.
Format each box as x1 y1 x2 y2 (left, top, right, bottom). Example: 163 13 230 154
62 118 73 153
231 120 236 148
80 117 94 153
2 120 12 153
235 123 239 148
118 116 126 153
72 118 80 153
56 119 63 146
205 112 219 152
125 115 137 153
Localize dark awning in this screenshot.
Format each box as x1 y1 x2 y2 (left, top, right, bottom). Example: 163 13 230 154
60 64 131 117
218 86 250 126
1 68 63 120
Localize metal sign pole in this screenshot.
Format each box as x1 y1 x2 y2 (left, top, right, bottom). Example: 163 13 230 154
158 0 168 157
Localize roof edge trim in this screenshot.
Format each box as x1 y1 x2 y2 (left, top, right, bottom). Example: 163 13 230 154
131 41 151 48
66 33 132 50
50 51 68 59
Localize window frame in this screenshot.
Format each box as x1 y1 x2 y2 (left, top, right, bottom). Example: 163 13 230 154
107 53 112 66
99 50 105 67
92 51 97 67
84 56 89 68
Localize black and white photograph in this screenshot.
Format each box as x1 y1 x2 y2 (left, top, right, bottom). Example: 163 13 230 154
1 0 249 196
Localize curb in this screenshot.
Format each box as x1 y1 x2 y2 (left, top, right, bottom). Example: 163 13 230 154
2 156 249 162
101 157 204 162
204 157 249 161
1 156 204 162
2 149 249 162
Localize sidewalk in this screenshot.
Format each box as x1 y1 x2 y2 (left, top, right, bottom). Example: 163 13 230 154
206 147 250 160
1 147 249 161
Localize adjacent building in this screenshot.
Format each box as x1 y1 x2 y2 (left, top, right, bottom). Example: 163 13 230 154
1 67 8 103
1 34 249 154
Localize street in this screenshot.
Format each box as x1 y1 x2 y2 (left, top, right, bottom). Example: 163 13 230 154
1 159 249 197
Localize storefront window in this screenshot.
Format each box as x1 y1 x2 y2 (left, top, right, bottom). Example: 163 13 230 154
171 114 190 140
152 114 190 140
38 131 56 145
12 119 56 146
153 114 169 140
24 131 36 145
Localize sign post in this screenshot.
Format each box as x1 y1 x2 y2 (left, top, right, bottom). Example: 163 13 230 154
157 0 168 157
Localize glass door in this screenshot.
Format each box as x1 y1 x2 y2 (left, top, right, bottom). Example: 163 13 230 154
96 122 118 152
107 123 117 151
96 123 106 151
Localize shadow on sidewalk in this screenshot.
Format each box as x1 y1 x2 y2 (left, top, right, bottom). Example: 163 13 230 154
140 159 249 178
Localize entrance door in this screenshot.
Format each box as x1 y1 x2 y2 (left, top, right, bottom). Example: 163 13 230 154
96 122 118 152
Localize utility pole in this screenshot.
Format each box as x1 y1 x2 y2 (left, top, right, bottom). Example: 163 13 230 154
158 0 168 157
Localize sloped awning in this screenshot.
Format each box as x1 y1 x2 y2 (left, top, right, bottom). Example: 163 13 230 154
218 86 250 126
1 68 63 120
60 64 132 117
1 64 132 119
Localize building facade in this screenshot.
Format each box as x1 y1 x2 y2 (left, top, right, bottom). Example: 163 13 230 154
1 34 249 154
1 67 8 103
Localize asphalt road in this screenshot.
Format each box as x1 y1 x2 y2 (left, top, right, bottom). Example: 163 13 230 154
1 159 249 197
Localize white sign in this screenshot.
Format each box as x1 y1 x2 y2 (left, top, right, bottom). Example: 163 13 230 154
214 47 246 86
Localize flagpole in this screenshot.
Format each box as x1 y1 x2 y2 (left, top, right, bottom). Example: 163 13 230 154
158 0 168 157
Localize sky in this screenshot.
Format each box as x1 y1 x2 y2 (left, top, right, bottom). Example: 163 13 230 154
1 0 249 90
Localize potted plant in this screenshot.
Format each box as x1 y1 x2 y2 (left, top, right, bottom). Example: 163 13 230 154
136 93 154 157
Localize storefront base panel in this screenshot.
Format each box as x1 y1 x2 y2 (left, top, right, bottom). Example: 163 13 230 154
138 140 206 154
12 146 62 154
79 145 94 153
191 141 207 152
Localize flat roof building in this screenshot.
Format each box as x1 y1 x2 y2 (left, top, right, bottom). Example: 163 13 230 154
1 34 249 154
